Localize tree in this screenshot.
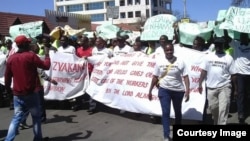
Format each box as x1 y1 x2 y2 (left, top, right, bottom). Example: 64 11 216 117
231 0 250 7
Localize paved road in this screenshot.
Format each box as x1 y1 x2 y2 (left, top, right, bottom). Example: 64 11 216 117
0 100 249 141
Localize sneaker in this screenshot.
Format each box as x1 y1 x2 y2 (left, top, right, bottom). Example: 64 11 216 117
20 123 30 129
87 108 97 115
9 102 14 110
120 110 126 114
43 137 49 141
41 117 47 123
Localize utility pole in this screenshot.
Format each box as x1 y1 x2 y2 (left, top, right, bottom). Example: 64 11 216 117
183 0 187 18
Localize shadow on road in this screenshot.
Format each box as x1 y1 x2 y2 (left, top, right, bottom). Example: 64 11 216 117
47 131 92 141
45 114 78 124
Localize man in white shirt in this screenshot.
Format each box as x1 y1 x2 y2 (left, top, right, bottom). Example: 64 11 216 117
225 31 250 124
199 37 237 125
57 35 76 54
113 32 133 56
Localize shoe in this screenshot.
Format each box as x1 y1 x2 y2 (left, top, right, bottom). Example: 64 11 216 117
9 102 14 110
120 110 126 114
41 117 47 123
87 109 97 115
150 116 161 124
43 137 49 141
20 123 30 129
71 105 80 111
239 114 245 124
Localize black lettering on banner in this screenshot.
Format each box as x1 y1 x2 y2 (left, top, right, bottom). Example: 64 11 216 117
173 125 250 141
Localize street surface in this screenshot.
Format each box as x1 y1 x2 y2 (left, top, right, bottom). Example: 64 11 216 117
0 100 249 141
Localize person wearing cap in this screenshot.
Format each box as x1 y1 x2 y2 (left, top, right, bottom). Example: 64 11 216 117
198 37 237 125
113 31 133 57
4 35 51 141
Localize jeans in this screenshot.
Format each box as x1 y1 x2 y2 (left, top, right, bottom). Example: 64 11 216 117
158 87 184 139
5 92 42 141
20 88 46 124
236 74 250 119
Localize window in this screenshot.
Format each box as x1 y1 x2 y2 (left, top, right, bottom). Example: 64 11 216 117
153 10 158 15
120 0 125 6
57 6 64 12
107 1 115 6
153 0 158 7
135 11 141 17
66 4 83 12
91 14 105 21
86 2 104 10
146 9 149 18
127 0 132 5
135 0 140 4
146 0 149 5
120 12 126 18
128 12 133 18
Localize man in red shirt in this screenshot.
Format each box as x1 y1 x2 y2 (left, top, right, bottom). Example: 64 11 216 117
72 36 94 112
4 35 51 141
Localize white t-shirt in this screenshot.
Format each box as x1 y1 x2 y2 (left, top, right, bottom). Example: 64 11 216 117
113 44 133 56
92 47 113 57
154 57 188 92
58 45 76 54
200 52 236 88
229 40 250 75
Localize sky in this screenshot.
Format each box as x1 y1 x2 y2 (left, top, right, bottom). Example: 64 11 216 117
0 0 232 22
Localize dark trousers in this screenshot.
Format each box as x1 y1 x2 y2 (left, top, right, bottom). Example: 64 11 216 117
237 74 250 119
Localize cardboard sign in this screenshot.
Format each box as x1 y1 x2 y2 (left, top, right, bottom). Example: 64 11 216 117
141 14 177 41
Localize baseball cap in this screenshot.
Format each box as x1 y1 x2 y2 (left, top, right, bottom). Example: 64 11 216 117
15 35 31 46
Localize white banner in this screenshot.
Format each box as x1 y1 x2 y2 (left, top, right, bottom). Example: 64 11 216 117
43 52 88 100
86 46 207 121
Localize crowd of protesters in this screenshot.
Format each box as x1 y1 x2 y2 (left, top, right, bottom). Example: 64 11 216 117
0 20 250 141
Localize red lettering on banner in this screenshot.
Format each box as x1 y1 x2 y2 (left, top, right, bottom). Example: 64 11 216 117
120 61 130 65
130 71 144 76
104 62 112 67
91 77 99 84
114 61 120 65
114 89 120 94
126 80 148 88
191 65 202 72
116 79 124 85
53 77 71 83
110 78 115 83
147 62 156 68
190 88 199 93
52 61 84 72
107 69 113 74
50 85 65 93
114 69 128 75
122 91 133 96
106 88 111 93
191 77 200 83
92 69 103 75
131 61 144 66
135 92 158 100
145 72 153 78
96 62 102 66
100 79 109 84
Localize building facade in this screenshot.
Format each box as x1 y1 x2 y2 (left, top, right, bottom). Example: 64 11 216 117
54 0 172 24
